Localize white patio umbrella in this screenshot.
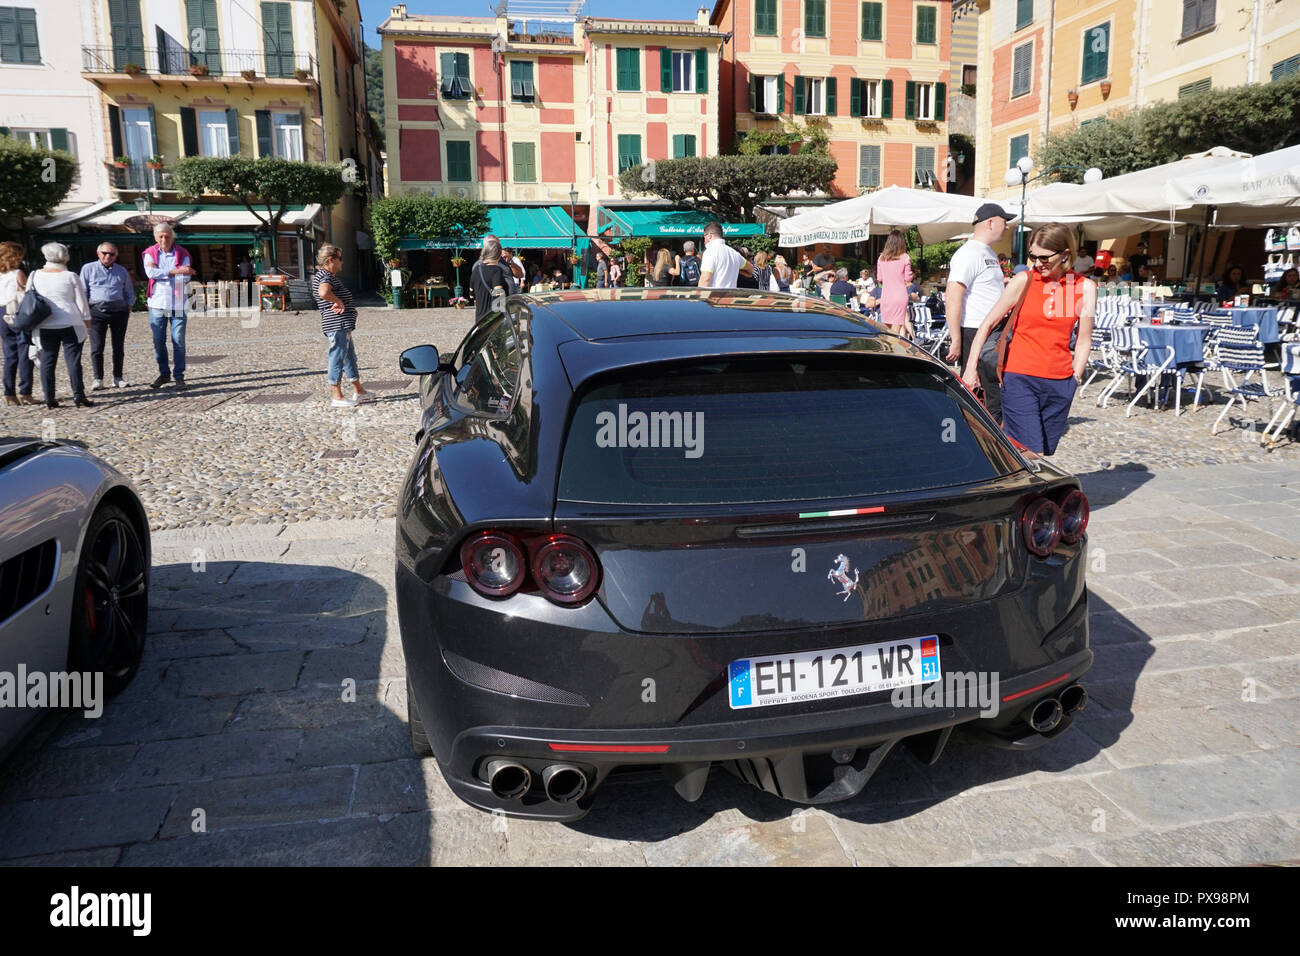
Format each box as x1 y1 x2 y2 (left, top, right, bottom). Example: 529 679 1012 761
778 186 993 247
1014 182 1173 240
1161 144 1300 226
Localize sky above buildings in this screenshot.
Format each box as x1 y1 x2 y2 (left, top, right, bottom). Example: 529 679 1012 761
358 0 716 47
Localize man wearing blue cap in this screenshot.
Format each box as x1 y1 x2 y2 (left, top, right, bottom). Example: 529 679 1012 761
945 202 1012 422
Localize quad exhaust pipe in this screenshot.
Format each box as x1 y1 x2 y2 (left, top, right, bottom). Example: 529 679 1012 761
486 760 531 800
1023 684 1087 734
1059 684 1088 715
542 764 588 804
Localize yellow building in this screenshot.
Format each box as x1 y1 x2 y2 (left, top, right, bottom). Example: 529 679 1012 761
63 0 381 285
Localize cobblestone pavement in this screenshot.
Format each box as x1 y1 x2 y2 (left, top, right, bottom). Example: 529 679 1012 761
2 306 1295 530
0 306 1297 865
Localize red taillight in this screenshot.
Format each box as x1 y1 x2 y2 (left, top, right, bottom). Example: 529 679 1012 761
531 535 600 605
1022 497 1062 557
1058 489 1089 544
459 530 601 606
460 532 527 598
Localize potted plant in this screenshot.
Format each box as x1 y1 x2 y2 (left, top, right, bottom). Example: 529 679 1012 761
122 62 142 76
188 62 210 77
449 295 469 309
567 252 581 265
146 155 164 170
1067 88 1079 108
1099 79 1112 98
294 67 312 82
449 256 465 267
241 68 257 81
109 155 131 169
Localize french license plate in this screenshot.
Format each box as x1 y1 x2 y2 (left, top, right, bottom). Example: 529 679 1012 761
728 635 940 710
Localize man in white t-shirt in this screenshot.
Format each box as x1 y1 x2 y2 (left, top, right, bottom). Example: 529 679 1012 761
945 203 1011 423
698 222 752 289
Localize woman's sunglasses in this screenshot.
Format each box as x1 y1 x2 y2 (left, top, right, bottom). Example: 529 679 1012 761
1027 251 1065 265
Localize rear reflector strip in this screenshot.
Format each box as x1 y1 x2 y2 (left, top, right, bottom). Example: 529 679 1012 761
1001 672 1072 703
547 743 671 754
798 506 886 519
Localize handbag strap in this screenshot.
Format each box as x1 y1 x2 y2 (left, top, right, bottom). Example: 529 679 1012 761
995 273 1034 383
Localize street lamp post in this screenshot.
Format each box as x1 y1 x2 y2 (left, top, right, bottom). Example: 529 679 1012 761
1004 158 1103 264
569 184 579 288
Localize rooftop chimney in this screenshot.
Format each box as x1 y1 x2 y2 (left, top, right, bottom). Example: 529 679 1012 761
390 4 407 19
696 6 709 26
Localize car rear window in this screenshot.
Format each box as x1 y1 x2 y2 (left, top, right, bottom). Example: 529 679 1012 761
557 356 1023 505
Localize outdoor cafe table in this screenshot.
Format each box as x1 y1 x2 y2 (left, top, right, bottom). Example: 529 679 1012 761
1133 323 1215 366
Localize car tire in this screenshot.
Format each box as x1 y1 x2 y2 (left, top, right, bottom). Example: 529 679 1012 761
69 504 148 699
407 675 433 757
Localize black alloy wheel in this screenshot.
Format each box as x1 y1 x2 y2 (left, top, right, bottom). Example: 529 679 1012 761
70 505 148 698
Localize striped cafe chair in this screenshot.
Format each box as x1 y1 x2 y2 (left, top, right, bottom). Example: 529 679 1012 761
1262 344 1300 450
1098 325 1177 416
1210 325 1285 436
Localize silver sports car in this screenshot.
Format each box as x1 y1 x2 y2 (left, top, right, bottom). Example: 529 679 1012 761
0 439 150 758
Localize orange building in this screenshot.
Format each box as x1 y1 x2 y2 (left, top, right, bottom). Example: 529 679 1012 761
712 0 952 196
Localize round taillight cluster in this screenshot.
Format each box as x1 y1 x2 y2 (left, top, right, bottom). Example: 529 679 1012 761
459 530 600 606
1021 488 1089 557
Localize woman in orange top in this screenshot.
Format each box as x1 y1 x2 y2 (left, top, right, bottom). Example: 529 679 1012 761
961 223 1095 457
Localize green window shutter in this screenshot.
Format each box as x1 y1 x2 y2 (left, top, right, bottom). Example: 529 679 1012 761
917 6 936 44
49 128 69 152
180 106 198 156
1016 0 1033 30
0 7 39 64
616 48 640 91
262 2 294 78
447 141 471 181
661 48 672 92
696 48 706 94
1178 78 1211 98
225 107 240 155
255 109 272 157
672 134 682 158
146 104 159 157
806 0 825 38
1273 56 1300 82
861 2 882 41
748 73 756 112
1009 133 1029 168
793 74 805 114
881 78 892 117
617 134 641 171
684 134 695 157
186 0 220 72
512 142 535 182
0 9 16 64
110 0 145 71
825 76 836 116
778 72 785 112
0 127 9 138
904 80 916 119
849 77 861 117
108 104 123 158
934 82 946 120
1082 23 1110 84
755 0 777 36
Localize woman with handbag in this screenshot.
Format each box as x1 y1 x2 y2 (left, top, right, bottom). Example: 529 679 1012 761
961 223 1095 458
30 242 94 409
0 241 36 406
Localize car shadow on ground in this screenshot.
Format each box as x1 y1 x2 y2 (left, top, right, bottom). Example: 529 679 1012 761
0 560 421 866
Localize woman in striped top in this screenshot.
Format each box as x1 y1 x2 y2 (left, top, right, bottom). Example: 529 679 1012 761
312 244 368 407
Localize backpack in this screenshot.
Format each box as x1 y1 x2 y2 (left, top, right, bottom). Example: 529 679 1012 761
680 254 701 286
143 243 191 297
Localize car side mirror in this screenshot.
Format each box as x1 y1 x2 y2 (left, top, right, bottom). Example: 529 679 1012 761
400 344 447 375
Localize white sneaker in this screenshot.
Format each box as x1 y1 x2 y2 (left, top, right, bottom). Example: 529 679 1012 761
91 379 103 390
115 377 129 388
330 397 356 408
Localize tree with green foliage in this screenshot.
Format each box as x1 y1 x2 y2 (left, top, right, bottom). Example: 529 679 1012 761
363 43 386 149
173 157 349 267
0 136 78 238
905 229 962 280
1037 74 1300 181
368 194 491 266
736 118 830 156
619 153 837 224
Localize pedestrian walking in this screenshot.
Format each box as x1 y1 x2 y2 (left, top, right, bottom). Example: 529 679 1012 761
698 222 752 289
0 241 35 407
875 229 914 338
312 244 368 408
595 251 609 288
945 203 1012 422
30 242 93 409
142 223 193 389
648 248 678 286
470 235 514 322
751 251 774 292
608 257 623 288
962 223 1095 458
772 255 792 292
677 242 702 287
80 242 135 389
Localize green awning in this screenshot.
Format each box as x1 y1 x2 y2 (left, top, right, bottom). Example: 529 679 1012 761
397 205 588 252
595 207 766 239
45 231 261 245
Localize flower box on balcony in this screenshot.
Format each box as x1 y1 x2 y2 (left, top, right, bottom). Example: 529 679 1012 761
294 68 312 82
107 157 130 169
241 69 257 81
146 157 165 170
188 63 210 77
122 63 142 76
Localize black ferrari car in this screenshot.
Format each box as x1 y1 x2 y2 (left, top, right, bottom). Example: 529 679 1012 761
396 288 1091 820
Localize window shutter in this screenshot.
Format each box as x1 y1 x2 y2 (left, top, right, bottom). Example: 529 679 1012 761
881 78 892 117
685 135 695 157
748 73 756 112
862 2 882 41
935 82 945 121
849 77 861 116
1200 0 1215 31
0 127 8 138
904 80 916 119
108 104 123 158
778 72 785 112
696 48 706 94
793 74 805 114
661 48 672 92
825 76 836 116
226 107 240 154
49 128 70 153
180 106 198 156
255 109 272 157
1016 0 1033 30
15 7 38 64
0 8 17 64
147 105 159 156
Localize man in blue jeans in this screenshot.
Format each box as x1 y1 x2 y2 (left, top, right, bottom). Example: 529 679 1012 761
141 222 193 388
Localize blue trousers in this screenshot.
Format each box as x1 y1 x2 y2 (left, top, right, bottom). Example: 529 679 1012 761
325 330 359 385
1 310 33 396
149 308 186 378
1001 372 1077 455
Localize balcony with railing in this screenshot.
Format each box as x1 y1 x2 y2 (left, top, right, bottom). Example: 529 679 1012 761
104 160 175 193
81 46 317 83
